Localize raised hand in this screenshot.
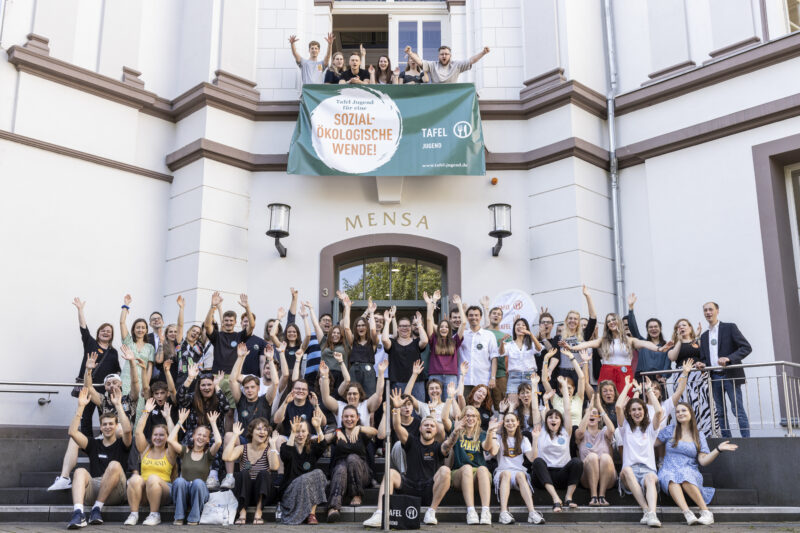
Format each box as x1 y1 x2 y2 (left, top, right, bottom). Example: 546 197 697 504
290 287 298 299
367 297 377 314
543 390 555 403
176 295 185 308
579 349 592 363
628 293 637 309
311 408 324 429
213 371 224 387
447 381 456 398
531 424 542 438
341 293 352 307
480 295 491 308
558 340 571 351
393 66 400 76
452 294 462 306
368 64 375 73
319 360 330 377
499 398 510 413
72 297 86 310
360 43 366 56
178 408 190 424
288 35 299 45
582 284 590 297
211 291 223 308
414 311 423 325
277 307 286 321
404 45 412 54
682 358 693 374
162 402 172 419
309 392 319 406
86 352 98 370
718 441 738 452
540 306 548 315
325 32 335 45
238 294 249 309
460 361 470 376
412 359 424 375
290 415 303 433
187 361 199 380
207 410 219 426
383 309 392 322
482 46 490 54
423 291 432 305
696 322 703 337
531 372 540 388
432 289 441 303
109 387 122 406
78 387 91 408
390 305 397 317
332 352 344 366
298 305 309 319
378 359 389 374
119 344 135 361
123 294 132 306
487 418 502 433
659 340 675 352
545 347 559 360
624 374 633 387
237 342 248 359
144 397 156 413
232 421 244 437
390 387 403 408
556 375 567 386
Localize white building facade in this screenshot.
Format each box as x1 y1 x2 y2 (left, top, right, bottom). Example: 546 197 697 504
1 0 800 427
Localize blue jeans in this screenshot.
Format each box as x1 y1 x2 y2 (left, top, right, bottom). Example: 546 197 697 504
428 374 459 399
393 381 425 402
171 477 209 523
711 374 750 438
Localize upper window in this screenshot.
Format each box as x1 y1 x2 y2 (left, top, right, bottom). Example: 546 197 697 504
337 256 443 302
397 20 441 70
789 0 800 33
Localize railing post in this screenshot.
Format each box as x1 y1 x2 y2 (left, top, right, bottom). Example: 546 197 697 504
383 377 390 531
782 366 794 437
706 371 719 438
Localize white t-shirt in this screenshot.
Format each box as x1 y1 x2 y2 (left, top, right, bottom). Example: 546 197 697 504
374 343 388 378
537 428 571 468
620 420 659 471
605 339 632 366
336 400 370 428
421 58 472 83
647 399 674 430
504 341 538 373
494 435 531 473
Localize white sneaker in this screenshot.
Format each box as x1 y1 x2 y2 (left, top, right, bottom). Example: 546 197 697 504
697 510 714 525
640 512 650 524
142 512 161 526
646 511 662 528
47 476 71 491
466 508 479 525
498 511 515 524
220 473 235 489
684 510 699 525
528 510 545 524
423 508 438 525
123 512 139 526
363 510 382 528
205 474 220 491
480 508 492 525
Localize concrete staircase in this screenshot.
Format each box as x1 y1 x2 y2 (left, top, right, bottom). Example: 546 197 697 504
1 426 798 524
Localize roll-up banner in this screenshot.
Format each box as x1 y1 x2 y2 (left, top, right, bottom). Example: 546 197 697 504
288 83 485 176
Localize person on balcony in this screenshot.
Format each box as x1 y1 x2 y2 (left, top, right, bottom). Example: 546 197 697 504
404 44 490 84
289 33 334 85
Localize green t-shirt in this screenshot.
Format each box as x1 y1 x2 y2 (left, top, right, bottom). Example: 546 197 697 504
453 431 487 468
179 445 214 482
490 329 507 377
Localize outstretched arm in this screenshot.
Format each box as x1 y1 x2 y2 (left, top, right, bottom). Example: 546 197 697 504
288 35 303 64
176 295 185 343
582 284 597 319
68 388 91 450
120 294 131 339
73 297 88 329
404 46 424 69
469 46 490 65
205 291 222 336
324 32 334 66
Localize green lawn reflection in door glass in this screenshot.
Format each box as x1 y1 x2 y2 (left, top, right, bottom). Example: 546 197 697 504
364 257 391 300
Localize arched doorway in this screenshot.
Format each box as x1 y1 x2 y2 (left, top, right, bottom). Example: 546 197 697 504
319 233 461 320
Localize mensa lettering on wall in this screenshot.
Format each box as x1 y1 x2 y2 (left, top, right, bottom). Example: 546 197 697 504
345 211 429 231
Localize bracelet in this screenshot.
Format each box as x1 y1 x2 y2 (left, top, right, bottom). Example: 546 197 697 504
715 447 721 454
268 449 279 455
121 305 130 310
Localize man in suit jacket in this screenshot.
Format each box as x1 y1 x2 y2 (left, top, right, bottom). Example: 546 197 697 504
697 302 752 437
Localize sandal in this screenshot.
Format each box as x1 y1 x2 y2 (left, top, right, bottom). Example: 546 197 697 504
552 501 563 513
234 516 247 525
589 496 600 506
350 496 362 506
252 516 264 525
598 496 610 506
565 499 578 509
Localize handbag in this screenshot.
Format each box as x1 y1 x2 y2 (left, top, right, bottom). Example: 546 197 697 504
383 494 420 530
199 489 238 525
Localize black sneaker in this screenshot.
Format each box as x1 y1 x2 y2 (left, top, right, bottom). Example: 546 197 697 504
67 509 87 529
88 506 104 525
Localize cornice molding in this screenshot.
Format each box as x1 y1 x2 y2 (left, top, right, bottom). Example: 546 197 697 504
486 137 610 171
481 80 607 120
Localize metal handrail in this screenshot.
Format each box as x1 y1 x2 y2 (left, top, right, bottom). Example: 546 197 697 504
0 381 80 387
0 387 61 406
639 360 800 376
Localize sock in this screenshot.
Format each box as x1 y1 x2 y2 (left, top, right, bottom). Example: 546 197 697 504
482 506 490 513
93 501 104 510
467 506 475 513
74 504 83 512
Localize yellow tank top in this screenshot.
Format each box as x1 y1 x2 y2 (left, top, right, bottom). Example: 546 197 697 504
141 448 173 483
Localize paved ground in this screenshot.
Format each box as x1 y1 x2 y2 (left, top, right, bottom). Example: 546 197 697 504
1 523 798 532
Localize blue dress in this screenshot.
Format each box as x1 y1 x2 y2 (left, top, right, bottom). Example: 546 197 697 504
657 424 715 504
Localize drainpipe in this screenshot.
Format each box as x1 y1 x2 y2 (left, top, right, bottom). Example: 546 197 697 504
602 0 626 315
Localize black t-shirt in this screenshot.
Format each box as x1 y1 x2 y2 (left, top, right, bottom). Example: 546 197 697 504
143 399 177 440
85 436 130 478
388 338 422 383
279 440 326 491
281 401 316 435
350 342 376 364
242 335 266 377
209 328 250 374
340 68 369 83
402 433 444 484
390 414 421 444
324 69 342 84
331 430 371 467
77 327 121 385
477 405 493 431
236 394 272 428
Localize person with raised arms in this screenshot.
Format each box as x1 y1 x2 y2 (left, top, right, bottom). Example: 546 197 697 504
500 317 544 405
319 357 387 428
424 290 465 398
288 33 334 85
120 294 154 421
66 387 131 529
450 406 493 525
279 412 328 524
404 44 490 84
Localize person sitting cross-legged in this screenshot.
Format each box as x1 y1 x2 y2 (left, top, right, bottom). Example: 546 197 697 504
67 387 131 529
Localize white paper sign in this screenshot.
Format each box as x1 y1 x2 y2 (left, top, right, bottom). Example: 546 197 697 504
490 289 539 337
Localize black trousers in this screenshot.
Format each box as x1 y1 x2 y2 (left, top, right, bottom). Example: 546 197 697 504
234 470 278 510
531 457 583 489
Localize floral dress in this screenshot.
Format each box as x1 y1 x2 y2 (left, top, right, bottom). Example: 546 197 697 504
121 335 154 421
656 423 715 504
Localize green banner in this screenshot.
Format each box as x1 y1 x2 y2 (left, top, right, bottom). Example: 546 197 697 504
288 83 485 176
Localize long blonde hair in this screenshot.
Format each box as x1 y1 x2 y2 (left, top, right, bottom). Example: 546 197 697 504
329 52 344 74
461 406 483 441
599 313 633 360
561 310 584 341
672 402 701 453
671 318 696 344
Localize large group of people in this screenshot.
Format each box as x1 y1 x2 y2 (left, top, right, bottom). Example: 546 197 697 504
53 279 752 529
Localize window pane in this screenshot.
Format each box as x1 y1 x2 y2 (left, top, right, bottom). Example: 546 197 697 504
422 21 441 62
398 21 417 71
391 257 417 300
364 257 391 300
418 260 442 298
338 261 364 300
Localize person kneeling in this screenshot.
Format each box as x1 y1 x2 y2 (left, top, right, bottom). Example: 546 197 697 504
363 389 457 527
657 402 737 525
167 408 221 525
67 388 131 529
125 398 177 526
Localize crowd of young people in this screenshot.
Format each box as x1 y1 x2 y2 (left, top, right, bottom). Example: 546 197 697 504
54 282 751 529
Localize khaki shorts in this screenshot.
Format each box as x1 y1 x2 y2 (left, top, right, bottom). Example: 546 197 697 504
84 476 126 505
451 466 479 485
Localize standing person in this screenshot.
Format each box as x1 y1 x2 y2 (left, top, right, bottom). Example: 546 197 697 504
120 294 155 420
279 413 329 525
698 302 752 438
668 319 716 437
66 388 131 529
656 403 738 525
174 324 210 390
399 55 429 84
425 290 465 398
347 302 379 396
458 302 499 398
301 301 324 384
576 393 616 506
450 407 493 525
484 413 545 525
239 309 265 378
404 44 490 84
168 408 221 525
481 296 509 411
371 55 398 84
125 398 178 526
288 33 334 85
319 359 387 427
537 311 556 351
500 318 543 405
382 310 428 402
324 51 345 84
339 53 370 84
552 285 597 386
363 389 457 527
626 294 672 382
616 376 665 528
